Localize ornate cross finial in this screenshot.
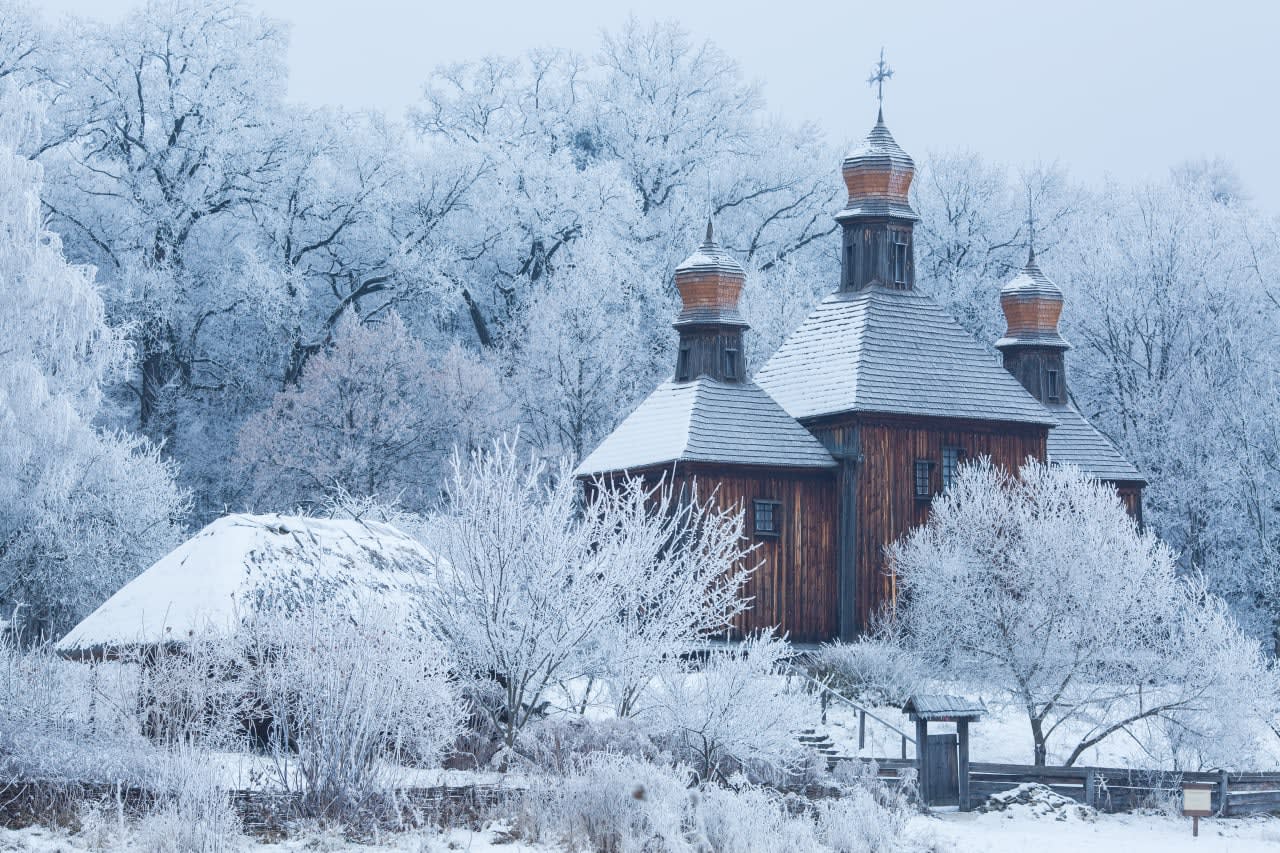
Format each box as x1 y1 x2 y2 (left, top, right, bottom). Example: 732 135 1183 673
867 47 894 116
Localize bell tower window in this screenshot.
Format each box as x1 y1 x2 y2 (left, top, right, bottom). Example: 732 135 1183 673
723 348 739 380
892 233 909 286
1046 369 1060 402
676 345 691 382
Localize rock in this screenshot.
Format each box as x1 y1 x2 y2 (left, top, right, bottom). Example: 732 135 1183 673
977 783 1098 822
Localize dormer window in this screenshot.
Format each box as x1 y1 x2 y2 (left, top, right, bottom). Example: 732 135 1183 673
892 233 909 286
1046 369 1060 402
677 345 691 381
723 348 739 380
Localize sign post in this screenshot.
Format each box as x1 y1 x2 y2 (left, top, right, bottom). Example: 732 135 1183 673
1182 782 1214 837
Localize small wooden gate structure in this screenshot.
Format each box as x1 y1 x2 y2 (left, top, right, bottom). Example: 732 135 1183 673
903 695 986 810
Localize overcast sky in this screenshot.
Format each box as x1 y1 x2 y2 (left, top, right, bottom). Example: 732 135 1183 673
42 0 1280 212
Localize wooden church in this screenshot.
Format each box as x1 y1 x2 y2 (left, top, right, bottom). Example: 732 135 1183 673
575 105 1144 643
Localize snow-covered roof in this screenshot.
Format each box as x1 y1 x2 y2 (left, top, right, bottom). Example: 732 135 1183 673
56 513 439 657
575 378 836 477
755 286 1057 426
1047 403 1145 484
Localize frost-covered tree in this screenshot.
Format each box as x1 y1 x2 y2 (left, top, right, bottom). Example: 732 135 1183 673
237 311 504 512
0 85 186 639
649 632 813 781
420 439 752 754
891 458 1276 766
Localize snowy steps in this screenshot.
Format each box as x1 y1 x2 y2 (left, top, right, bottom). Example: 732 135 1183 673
797 729 842 768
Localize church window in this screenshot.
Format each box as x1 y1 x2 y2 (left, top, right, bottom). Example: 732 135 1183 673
892 233 909 286
1046 369 1060 402
914 460 934 499
942 447 964 491
753 499 781 537
724 348 739 380
677 345 691 381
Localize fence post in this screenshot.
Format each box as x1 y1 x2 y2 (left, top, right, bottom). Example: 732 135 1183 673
821 689 829 726
901 734 907 760
858 710 866 750
1084 768 1096 808
1217 769 1229 816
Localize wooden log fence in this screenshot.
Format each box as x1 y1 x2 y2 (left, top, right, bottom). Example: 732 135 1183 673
843 758 1280 816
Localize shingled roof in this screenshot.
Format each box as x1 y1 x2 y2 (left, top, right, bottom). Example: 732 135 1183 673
1047 402 1145 483
574 378 836 477
755 286 1057 425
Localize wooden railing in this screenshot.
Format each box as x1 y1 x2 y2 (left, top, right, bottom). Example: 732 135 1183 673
784 663 915 759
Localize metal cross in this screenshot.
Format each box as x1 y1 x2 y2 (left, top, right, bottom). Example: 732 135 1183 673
867 48 894 106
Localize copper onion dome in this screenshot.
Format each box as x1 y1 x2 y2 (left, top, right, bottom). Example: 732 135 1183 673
996 252 1069 350
673 219 748 328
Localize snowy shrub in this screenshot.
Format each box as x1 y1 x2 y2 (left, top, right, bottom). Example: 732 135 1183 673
514 753 914 853
694 784 819 852
131 753 246 853
516 715 665 774
813 787 908 853
648 633 815 782
243 602 463 822
515 754 697 852
126 632 256 750
809 636 926 707
0 637 157 786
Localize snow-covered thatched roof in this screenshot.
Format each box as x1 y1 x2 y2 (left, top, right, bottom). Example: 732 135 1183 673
56 513 439 658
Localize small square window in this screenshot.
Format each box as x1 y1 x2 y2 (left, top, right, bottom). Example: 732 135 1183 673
723 348 739 380
1046 369 1060 402
753 499 781 537
914 460 934 499
942 447 964 492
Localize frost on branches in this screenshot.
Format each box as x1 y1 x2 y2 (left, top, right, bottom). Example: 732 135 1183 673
890 458 1278 767
0 83 186 640
420 439 755 755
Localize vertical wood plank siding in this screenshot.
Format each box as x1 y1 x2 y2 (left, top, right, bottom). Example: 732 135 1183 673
607 464 838 643
808 414 1049 633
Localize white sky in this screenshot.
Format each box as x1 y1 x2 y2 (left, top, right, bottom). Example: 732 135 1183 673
41 0 1280 212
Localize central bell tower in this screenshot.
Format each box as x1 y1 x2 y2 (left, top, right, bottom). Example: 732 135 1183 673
836 110 920 292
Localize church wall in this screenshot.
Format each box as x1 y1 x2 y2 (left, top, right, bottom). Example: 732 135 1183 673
806 414 1049 634
587 463 838 643
1111 481 1144 526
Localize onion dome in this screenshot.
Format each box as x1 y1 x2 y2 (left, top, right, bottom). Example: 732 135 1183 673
673 219 748 328
996 252 1069 350
838 111 919 222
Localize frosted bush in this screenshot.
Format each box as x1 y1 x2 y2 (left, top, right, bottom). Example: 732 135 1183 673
243 602 463 822
814 787 907 853
131 753 246 853
809 636 926 707
513 753 914 853
649 633 815 781
694 784 818 852
516 715 664 774
515 754 697 852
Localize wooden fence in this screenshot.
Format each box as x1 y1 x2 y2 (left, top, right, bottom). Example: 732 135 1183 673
1 780 514 836
855 758 1280 815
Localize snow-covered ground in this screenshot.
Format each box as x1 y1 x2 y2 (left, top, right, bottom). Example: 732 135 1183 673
913 810 1280 853
5 814 1277 853
0 823 556 852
